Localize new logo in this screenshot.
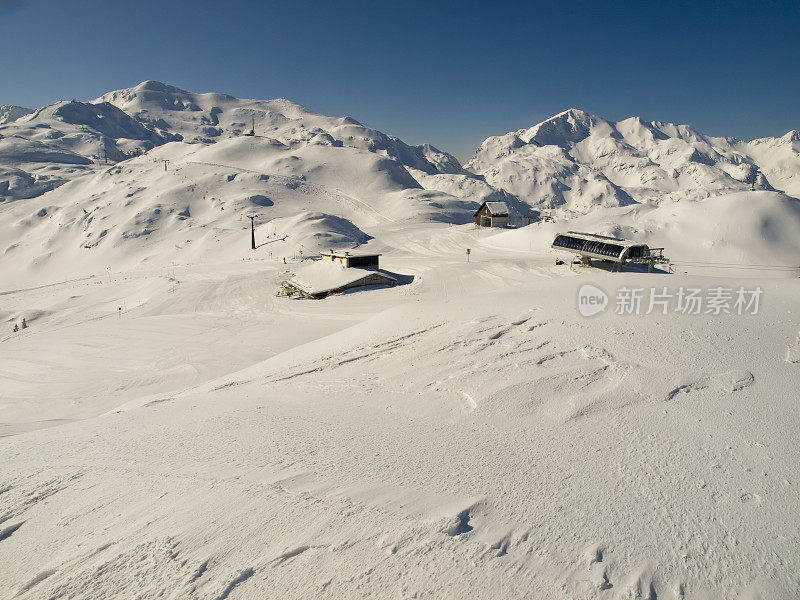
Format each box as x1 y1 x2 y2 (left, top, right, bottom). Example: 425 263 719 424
578 284 608 317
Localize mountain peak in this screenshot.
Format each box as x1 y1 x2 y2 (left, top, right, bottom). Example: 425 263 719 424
780 130 800 143
131 80 190 94
518 108 601 147
551 107 593 121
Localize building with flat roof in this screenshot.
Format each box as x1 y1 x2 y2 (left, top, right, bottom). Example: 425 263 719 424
319 251 381 269
282 260 395 299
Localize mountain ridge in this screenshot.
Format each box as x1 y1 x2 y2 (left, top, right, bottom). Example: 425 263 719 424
1 80 798 217
467 106 797 213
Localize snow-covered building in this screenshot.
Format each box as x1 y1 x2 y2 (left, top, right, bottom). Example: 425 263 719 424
320 251 381 269
551 231 650 266
474 201 509 227
282 260 395 299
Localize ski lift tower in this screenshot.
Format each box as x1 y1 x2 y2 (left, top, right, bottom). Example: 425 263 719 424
245 118 255 137
247 214 257 249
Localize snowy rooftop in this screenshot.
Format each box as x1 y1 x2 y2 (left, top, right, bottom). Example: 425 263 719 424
562 230 645 246
483 201 509 215
286 260 394 295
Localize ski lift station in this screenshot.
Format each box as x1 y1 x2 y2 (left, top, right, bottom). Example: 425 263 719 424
474 201 509 227
282 252 395 299
552 231 655 269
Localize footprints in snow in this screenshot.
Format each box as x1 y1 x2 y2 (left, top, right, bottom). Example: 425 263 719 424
468 313 550 345
664 381 705 402
664 370 754 402
535 344 616 367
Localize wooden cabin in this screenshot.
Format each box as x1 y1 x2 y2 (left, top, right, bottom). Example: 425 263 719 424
474 201 509 227
320 251 380 269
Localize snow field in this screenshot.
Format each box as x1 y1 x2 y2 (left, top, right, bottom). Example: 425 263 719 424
1 223 798 599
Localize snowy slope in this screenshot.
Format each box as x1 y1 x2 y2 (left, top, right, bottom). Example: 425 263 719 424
0 227 798 598
257 212 371 253
0 82 497 285
0 131 481 288
486 190 800 274
731 130 800 197
468 108 797 215
0 100 176 200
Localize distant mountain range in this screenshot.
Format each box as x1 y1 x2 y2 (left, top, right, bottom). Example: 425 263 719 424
1 81 798 216
467 108 800 213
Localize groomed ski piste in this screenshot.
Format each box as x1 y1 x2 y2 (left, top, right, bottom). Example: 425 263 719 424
1 82 799 599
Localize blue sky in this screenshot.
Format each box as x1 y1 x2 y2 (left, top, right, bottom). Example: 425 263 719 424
1 0 798 160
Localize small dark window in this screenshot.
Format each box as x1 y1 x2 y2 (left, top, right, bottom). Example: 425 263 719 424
348 255 379 269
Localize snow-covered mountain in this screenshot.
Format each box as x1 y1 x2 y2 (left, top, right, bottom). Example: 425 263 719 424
94 81 465 177
0 105 33 125
0 82 498 282
0 82 498 219
0 99 178 200
2 82 799 276
0 81 478 203
467 108 799 215
736 129 800 198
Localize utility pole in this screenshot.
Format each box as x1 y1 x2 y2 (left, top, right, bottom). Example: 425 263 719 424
750 168 758 191
163 159 169 172
247 215 257 249
102 148 108 165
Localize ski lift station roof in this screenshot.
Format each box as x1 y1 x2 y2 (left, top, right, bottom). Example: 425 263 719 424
552 231 650 263
284 260 395 298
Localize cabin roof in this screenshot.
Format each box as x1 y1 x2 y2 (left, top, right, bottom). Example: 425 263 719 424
285 260 394 295
474 201 509 217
